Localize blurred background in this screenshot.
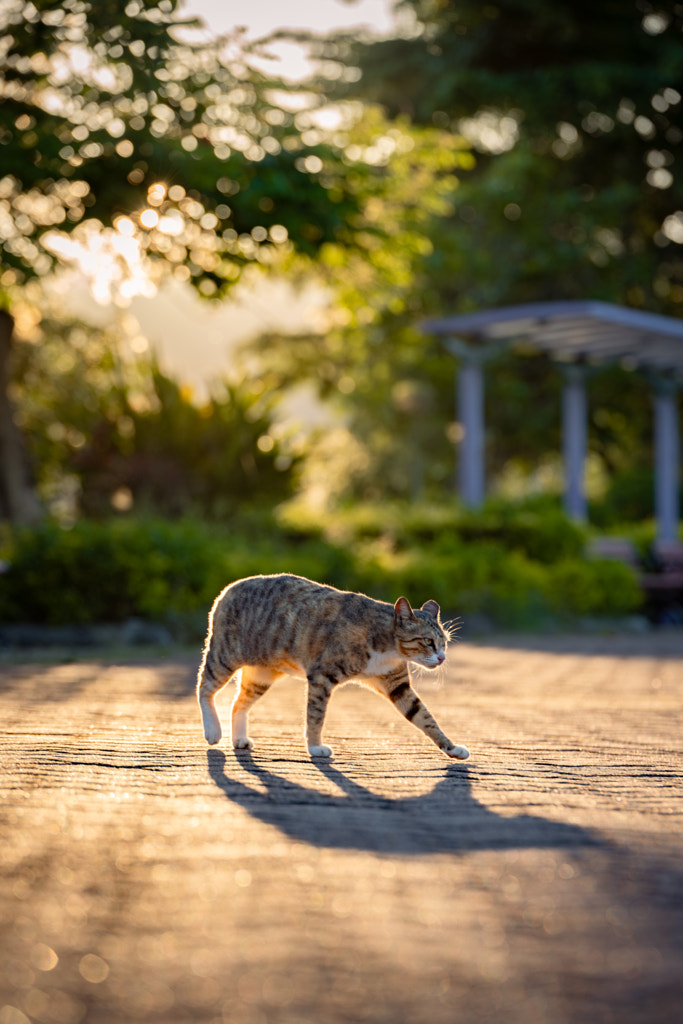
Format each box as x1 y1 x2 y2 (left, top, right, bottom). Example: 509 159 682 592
1 0 681 635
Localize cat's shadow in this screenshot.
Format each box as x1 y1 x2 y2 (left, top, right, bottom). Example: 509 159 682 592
206 748 598 854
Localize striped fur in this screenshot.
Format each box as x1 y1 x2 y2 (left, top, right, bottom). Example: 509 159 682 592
197 574 469 760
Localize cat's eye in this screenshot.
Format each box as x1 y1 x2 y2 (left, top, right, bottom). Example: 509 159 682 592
425 638 436 649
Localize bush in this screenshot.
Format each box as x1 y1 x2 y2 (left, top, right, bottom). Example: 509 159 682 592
590 467 656 527
350 540 552 628
544 558 642 616
456 498 586 564
0 519 225 625
277 495 586 563
348 539 641 625
0 516 359 628
0 500 644 633
14 322 297 522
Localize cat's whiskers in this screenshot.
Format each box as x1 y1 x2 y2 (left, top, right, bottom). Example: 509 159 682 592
410 656 448 688
442 617 462 646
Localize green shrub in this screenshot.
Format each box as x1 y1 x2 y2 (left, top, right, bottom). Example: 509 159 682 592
590 467 656 527
278 495 586 564
0 502 645 631
544 558 642 616
0 518 225 625
0 516 359 627
351 539 553 627
457 499 586 564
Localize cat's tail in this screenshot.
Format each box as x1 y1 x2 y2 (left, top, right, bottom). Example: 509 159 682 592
197 634 237 746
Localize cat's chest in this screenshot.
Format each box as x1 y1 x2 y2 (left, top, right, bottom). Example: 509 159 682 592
364 649 401 677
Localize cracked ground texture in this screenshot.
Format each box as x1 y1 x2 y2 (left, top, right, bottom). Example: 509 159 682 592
1 631 682 1024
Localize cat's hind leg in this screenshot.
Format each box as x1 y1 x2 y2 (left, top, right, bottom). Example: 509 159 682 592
231 666 280 750
197 640 238 746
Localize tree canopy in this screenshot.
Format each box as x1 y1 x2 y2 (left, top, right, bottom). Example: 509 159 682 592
1 0 474 522
329 0 683 314
259 0 682 509
2 0 680 523
0 0 370 299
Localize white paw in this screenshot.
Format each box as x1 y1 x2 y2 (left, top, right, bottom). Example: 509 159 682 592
233 737 254 750
204 724 222 746
445 744 469 760
308 744 333 757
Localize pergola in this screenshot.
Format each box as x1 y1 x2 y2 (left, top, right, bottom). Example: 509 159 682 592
422 300 683 542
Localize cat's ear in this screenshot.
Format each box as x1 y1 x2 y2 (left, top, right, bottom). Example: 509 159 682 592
421 599 440 620
394 596 414 622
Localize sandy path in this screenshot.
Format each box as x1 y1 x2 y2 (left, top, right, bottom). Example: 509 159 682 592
1 633 682 1024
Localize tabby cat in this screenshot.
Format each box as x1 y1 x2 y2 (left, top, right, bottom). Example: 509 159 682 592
197 573 469 760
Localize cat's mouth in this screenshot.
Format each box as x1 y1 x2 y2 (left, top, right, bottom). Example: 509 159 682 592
421 654 446 669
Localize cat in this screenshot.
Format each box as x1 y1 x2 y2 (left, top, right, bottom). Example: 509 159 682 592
197 573 469 760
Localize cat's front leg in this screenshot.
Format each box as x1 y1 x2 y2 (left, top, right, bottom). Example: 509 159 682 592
384 676 470 760
305 671 337 756
443 743 470 760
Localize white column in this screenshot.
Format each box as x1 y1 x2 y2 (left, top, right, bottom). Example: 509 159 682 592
653 378 680 543
561 365 588 522
457 358 485 507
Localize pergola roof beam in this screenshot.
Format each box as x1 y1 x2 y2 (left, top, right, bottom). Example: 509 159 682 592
424 300 683 375
424 300 683 349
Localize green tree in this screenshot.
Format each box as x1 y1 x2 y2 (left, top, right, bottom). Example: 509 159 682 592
333 0 683 312
281 0 682 504
244 105 471 503
0 0 365 290
0 0 368 521
12 312 296 518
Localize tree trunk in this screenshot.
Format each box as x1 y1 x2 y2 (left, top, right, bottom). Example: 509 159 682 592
0 310 42 524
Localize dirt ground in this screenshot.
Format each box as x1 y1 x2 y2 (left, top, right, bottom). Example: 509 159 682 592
1 631 682 1024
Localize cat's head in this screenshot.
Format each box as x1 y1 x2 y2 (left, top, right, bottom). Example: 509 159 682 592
393 596 448 669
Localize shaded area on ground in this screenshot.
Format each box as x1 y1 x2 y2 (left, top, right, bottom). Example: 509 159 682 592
209 750 599 855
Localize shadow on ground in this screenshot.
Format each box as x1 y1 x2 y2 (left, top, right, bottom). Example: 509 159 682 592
207 749 599 855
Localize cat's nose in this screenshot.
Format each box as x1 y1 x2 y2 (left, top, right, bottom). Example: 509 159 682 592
437 652 445 664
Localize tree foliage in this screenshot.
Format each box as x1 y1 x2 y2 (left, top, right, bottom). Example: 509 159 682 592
0 0 368 298
0 0 429 524
331 0 683 313
2 0 679 522
12 312 295 518
270 0 682 505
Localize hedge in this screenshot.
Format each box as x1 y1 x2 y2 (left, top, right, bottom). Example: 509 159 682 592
0 504 642 632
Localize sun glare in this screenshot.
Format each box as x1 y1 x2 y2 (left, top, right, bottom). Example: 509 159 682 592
140 209 160 229
148 183 167 206
114 217 136 237
44 223 156 306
